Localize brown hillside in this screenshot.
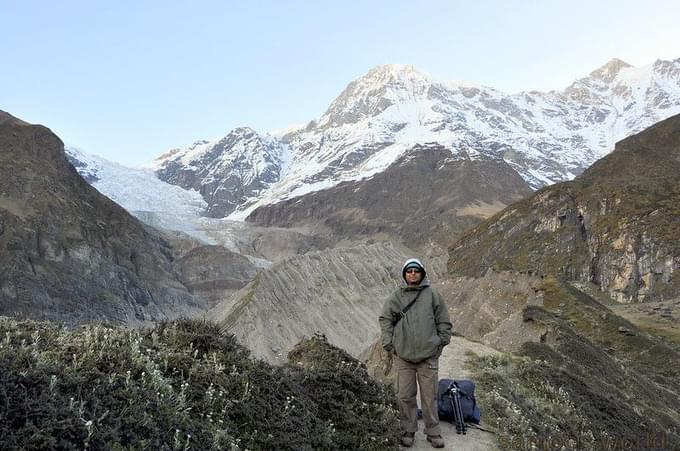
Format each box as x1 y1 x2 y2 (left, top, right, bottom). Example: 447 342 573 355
247 144 532 253
0 111 204 325
448 114 680 303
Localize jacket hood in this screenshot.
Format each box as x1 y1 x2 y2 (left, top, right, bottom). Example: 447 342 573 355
402 258 427 285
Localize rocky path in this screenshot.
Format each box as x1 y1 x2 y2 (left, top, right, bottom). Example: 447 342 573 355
407 426 496 451
407 336 500 451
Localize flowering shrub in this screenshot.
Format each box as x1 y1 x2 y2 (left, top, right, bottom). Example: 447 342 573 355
0 318 399 450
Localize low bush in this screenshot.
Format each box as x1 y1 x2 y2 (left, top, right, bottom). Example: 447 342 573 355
0 318 399 450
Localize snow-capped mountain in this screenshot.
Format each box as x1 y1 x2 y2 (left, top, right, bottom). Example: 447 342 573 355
148 127 291 217
133 58 680 220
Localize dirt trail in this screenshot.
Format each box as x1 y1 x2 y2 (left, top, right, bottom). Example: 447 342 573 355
407 336 500 451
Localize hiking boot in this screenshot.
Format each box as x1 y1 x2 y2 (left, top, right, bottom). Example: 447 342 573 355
400 431 415 447
426 435 445 448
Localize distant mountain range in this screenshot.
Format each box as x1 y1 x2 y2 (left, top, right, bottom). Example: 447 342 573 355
132 57 680 219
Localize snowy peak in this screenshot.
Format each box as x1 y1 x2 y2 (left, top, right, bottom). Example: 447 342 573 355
145 141 210 170
156 128 280 170
588 58 634 83
318 64 433 128
216 127 280 164
202 127 288 184
135 56 680 222
569 57 680 98
154 127 290 217
361 64 430 87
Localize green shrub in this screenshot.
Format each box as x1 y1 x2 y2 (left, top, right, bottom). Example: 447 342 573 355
0 318 399 450
287 335 400 450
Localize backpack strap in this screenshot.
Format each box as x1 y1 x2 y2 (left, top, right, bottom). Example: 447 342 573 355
391 289 424 326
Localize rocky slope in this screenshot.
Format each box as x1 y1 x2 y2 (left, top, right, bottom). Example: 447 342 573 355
455 273 680 448
147 58 680 219
0 111 205 326
448 114 680 303
211 242 415 363
247 143 532 254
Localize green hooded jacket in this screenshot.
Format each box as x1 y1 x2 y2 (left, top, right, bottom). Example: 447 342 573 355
378 280 453 363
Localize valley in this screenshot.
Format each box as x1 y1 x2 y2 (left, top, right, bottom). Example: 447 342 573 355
2 56 680 450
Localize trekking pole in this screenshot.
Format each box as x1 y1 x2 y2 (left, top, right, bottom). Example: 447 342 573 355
448 394 462 434
448 383 467 435
454 386 467 434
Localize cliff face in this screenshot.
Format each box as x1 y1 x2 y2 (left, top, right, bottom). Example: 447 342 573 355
448 114 680 303
0 112 204 325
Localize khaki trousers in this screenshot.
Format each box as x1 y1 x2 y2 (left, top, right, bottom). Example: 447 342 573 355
394 354 441 436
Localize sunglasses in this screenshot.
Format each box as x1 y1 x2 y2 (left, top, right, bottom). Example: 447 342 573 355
405 268 421 274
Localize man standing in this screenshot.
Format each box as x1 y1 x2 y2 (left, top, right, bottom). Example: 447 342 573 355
379 258 452 448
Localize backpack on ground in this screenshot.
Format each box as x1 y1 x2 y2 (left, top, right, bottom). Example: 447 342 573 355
437 378 481 425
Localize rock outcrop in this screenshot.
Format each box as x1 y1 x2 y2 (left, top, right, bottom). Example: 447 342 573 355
177 245 259 308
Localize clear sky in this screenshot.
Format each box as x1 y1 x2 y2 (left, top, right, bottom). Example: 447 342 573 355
2 0 679 166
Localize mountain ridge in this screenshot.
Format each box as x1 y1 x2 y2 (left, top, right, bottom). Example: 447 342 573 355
246 143 532 254
140 57 680 219
0 111 204 326
152 127 291 217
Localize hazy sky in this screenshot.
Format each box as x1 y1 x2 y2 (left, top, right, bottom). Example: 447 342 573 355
2 0 679 166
